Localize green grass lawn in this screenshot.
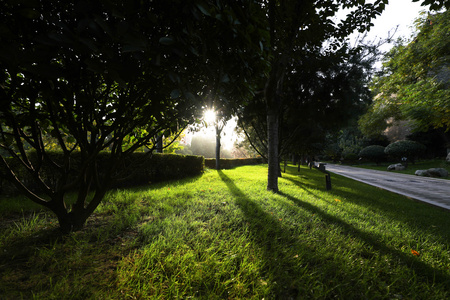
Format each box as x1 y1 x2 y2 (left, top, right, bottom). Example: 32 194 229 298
1 164 450 299
351 159 450 179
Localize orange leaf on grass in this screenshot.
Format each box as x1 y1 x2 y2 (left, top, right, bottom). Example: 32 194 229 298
411 249 420 256
335 199 341 202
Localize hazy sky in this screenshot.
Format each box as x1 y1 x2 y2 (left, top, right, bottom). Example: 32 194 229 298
357 0 430 50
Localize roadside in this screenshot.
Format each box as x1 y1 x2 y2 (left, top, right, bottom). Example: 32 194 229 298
351 159 450 179
325 164 450 211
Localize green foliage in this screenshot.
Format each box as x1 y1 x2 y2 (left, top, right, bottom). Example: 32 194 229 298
204 158 263 169
359 145 386 164
384 140 427 160
342 152 359 163
360 10 450 137
0 0 260 231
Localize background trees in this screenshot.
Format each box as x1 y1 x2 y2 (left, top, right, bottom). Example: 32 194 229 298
359 10 450 148
238 38 379 176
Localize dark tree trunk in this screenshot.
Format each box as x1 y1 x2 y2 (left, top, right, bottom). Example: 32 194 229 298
51 186 108 233
156 135 163 153
267 111 279 191
215 123 221 170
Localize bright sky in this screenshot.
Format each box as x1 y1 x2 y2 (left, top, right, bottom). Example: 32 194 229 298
350 0 430 51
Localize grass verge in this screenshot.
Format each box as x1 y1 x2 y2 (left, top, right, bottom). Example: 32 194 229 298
1 165 449 299
352 159 449 179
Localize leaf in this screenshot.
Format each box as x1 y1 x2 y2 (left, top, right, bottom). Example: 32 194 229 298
170 89 180 99
159 37 174 46
196 4 211 16
411 249 420 256
221 74 230 83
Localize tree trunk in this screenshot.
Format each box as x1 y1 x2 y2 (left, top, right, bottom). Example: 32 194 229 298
48 196 88 233
156 135 163 153
267 111 279 192
215 123 221 170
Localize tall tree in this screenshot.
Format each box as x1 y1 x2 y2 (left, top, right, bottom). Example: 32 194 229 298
238 42 377 166
192 1 268 169
260 0 448 192
261 0 391 192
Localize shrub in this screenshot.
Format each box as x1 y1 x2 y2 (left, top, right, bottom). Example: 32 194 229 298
342 152 358 163
359 145 386 165
205 158 264 169
384 140 426 162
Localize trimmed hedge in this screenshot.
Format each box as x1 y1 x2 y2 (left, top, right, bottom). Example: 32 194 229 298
384 140 426 161
205 158 264 169
118 153 204 186
359 145 386 164
0 152 204 196
342 152 358 163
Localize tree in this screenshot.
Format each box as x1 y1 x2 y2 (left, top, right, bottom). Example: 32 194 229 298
260 0 449 192
359 10 450 144
192 2 267 169
258 0 394 192
238 40 378 173
0 0 267 232
0 0 217 232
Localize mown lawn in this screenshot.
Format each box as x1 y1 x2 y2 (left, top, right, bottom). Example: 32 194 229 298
1 164 449 299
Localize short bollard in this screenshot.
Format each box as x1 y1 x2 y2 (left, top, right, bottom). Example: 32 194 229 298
325 174 331 190
313 162 332 190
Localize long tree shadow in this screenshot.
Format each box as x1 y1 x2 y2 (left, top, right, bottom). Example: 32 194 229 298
218 170 328 298
277 190 450 285
218 170 450 298
281 167 450 242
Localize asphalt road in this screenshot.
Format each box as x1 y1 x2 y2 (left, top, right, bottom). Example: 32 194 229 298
324 164 450 211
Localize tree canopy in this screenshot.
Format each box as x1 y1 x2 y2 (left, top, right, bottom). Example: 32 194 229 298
238 42 377 161
359 10 450 138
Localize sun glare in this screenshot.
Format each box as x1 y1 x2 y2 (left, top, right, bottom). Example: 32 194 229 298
203 109 216 125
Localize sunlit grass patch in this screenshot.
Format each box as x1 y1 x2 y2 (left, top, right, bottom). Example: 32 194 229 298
1 164 449 299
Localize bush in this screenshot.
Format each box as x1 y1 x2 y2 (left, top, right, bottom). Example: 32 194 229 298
384 140 426 162
205 158 264 169
342 152 359 163
359 145 386 165
118 153 204 186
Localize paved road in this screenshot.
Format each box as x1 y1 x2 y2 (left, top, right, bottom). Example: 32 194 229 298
324 164 450 211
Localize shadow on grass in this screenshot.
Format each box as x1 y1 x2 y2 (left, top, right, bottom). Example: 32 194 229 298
278 191 450 284
282 166 450 241
217 170 376 298
218 170 450 297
